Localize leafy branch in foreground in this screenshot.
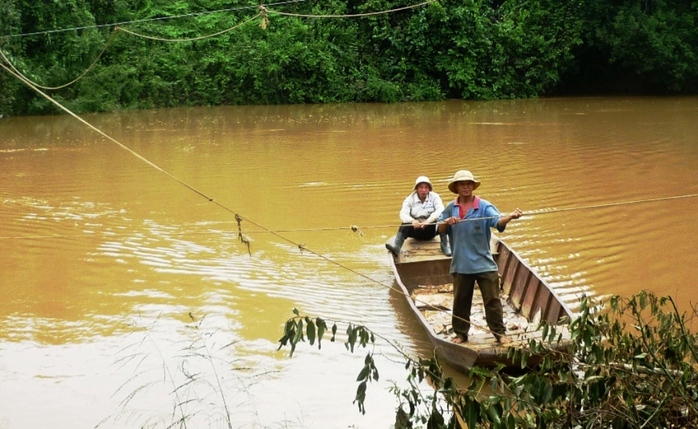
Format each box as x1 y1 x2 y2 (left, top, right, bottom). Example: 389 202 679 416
279 291 698 428
277 308 379 414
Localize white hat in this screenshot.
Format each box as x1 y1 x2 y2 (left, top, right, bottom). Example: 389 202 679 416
447 170 481 193
414 176 432 191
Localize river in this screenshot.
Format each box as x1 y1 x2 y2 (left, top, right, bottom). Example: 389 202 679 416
1 97 697 428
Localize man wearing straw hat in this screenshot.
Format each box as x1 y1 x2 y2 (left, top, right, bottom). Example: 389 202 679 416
385 176 451 257
437 170 522 345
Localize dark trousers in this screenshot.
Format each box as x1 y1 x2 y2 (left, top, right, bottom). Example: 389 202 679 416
452 271 505 338
397 223 437 240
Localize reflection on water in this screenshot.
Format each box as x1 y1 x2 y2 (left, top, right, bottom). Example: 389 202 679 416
1 97 698 428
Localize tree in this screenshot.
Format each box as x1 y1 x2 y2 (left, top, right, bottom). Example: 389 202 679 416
0 0 22 115
2 0 698 116
559 0 698 93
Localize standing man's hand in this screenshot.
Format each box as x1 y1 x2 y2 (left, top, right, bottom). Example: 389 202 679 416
498 209 523 227
437 217 457 233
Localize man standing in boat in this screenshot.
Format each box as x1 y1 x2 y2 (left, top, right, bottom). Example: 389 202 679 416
437 170 522 345
386 176 451 257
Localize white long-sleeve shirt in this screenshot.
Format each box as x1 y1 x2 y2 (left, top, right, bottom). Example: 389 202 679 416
399 191 445 224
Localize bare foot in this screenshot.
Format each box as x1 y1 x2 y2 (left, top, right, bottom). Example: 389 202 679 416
452 334 468 344
497 335 512 345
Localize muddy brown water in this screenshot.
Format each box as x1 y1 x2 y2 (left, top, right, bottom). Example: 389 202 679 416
1 97 697 428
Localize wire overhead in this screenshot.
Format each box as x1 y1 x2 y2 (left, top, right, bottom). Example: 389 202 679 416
0 0 434 40
0 0 434 90
114 12 263 42
0 0 303 39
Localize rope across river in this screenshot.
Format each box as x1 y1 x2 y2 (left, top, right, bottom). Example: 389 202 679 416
2 192 696 241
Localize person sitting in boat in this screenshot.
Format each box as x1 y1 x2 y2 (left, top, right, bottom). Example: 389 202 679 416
385 176 451 257
437 169 522 345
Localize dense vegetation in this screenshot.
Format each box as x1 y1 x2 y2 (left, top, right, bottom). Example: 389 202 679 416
280 291 698 428
0 0 697 116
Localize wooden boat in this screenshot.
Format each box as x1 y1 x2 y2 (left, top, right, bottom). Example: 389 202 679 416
387 234 575 371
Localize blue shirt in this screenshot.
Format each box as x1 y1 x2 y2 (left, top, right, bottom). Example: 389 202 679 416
439 196 506 274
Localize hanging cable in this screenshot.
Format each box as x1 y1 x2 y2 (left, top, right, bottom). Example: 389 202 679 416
0 31 119 90
0 1 301 39
0 0 435 40
0 0 433 90
114 12 263 43
265 0 434 18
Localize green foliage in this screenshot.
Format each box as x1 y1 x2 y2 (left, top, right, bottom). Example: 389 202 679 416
565 0 698 92
278 308 335 357
1 0 697 115
278 311 380 414
280 292 698 428
0 0 22 115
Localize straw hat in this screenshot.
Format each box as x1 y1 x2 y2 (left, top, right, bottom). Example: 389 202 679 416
447 170 481 193
414 176 433 191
